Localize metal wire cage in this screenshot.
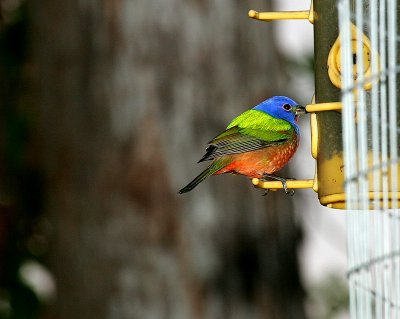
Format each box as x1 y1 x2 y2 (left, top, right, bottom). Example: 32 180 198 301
338 0 400 317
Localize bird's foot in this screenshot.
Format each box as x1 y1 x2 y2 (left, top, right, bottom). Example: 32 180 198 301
284 187 295 196
279 178 295 196
261 174 295 196
262 189 270 196
282 177 295 195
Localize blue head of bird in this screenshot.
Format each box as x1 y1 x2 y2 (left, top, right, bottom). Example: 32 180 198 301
253 96 305 126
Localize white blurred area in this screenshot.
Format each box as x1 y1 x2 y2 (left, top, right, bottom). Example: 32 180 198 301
273 0 347 298
19 260 56 302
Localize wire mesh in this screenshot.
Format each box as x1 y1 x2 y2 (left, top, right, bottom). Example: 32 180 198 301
338 0 400 318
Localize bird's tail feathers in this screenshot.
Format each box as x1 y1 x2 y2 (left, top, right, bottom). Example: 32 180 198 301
178 160 228 194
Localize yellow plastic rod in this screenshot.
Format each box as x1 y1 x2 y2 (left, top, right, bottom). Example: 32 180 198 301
305 102 342 112
248 10 310 21
252 178 314 190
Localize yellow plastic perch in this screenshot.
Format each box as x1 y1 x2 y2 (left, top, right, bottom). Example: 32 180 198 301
305 102 342 112
248 1 314 23
252 179 315 191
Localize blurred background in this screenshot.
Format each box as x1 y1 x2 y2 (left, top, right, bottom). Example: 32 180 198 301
0 0 348 318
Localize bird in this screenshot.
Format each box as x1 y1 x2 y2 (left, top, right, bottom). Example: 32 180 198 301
178 96 306 194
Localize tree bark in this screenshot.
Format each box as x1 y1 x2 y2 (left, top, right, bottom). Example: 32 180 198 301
31 0 306 318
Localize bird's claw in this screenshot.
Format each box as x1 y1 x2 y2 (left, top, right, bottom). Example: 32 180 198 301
261 174 295 196
281 179 295 196
262 189 270 196
284 187 295 196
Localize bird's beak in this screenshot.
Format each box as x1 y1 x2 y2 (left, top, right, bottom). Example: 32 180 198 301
294 105 306 115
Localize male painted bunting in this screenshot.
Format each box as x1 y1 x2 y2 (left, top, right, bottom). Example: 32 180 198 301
179 96 306 194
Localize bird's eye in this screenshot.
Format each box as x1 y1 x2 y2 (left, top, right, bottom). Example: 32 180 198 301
282 103 292 111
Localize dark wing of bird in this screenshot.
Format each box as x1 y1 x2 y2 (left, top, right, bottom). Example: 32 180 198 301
198 126 288 162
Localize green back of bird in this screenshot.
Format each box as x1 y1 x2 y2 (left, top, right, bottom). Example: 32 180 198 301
224 109 295 142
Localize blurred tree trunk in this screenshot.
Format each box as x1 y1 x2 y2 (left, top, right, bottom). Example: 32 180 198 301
31 0 305 318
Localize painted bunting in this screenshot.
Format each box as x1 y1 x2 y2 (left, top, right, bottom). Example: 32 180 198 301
179 96 306 194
